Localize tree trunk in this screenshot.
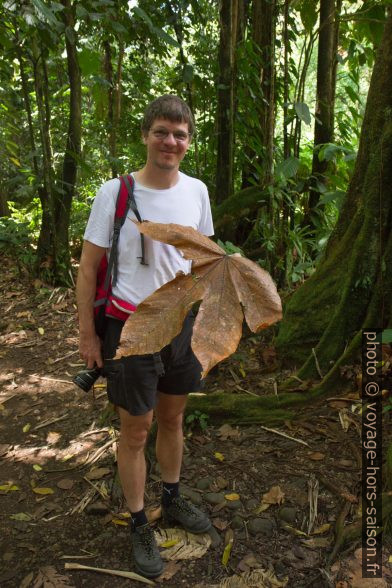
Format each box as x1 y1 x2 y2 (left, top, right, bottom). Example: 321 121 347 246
103 39 116 178
114 40 124 169
215 0 237 204
0 193 10 216
276 11 392 392
307 0 338 226
256 0 275 187
31 35 55 271
241 0 275 189
165 0 200 177
53 0 81 284
283 0 290 160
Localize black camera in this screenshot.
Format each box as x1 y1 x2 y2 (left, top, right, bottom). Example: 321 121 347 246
72 366 101 392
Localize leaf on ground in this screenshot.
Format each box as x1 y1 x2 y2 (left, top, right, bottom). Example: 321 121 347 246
111 518 129 526
214 452 225 462
312 522 331 535
20 571 34 588
237 553 262 573
10 512 32 521
57 479 74 490
256 485 285 512
222 528 234 566
335 548 388 587
225 493 240 501
222 540 233 566
156 560 181 582
161 539 180 548
281 523 308 536
116 222 282 376
211 476 228 491
212 518 229 531
218 424 241 440
47 431 61 445
213 568 288 587
0 483 19 492
33 465 42 472
155 528 211 561
23 423 31 433
85 467 111 480
38 327 44 335
32 487 54 495
301 536 331 549
32 566 75 587
308 452 325 461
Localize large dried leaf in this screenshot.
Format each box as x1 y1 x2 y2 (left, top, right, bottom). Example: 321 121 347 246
32 566 75 588
116 223 282 376
154 527 211 560
206 568 288 588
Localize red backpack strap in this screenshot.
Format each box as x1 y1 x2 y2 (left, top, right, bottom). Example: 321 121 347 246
107 175 147 290
115 175 133 221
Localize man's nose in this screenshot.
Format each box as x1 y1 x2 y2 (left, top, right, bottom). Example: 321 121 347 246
163 132 177 145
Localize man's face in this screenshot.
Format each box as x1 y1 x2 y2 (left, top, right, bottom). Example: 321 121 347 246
143 117 191 171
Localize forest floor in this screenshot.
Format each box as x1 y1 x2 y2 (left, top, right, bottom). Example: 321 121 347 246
0 256 391 588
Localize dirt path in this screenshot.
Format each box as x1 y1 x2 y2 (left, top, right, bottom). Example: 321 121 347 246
1 258 391 587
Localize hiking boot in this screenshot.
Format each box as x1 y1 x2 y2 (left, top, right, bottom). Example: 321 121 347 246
131 523 164 578
162 496 211 534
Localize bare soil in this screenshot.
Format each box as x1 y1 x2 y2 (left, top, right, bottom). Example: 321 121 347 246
1 257 391 588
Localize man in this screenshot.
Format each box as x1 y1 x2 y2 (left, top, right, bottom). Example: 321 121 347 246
76 95 214 578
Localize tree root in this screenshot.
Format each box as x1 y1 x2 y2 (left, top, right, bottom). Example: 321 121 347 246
327 494 392 565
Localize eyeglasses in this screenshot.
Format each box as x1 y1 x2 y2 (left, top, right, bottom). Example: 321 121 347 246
150 128 191 143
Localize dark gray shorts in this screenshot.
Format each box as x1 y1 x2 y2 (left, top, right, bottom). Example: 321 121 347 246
102 312 203 416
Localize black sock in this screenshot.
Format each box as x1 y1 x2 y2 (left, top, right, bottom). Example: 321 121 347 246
130 508 148 530
162 481 180 507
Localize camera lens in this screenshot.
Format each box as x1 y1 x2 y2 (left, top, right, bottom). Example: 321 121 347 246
73 367 101 392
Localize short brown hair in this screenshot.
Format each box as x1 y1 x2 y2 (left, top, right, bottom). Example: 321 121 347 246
141 95 195 136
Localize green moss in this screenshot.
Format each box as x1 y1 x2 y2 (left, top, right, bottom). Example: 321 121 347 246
185 389 326 425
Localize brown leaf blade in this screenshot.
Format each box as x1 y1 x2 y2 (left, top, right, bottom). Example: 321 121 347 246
117 272 205 359
228 257 282 332
33 566 75 588
116 223 282 376
191 258 244 376
136 221 225 267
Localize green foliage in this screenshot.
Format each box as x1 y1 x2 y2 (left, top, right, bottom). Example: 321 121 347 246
382 330 392 344
0 0 382 290
185 409 209 432
216 240 244 256
275 156 300 180
0 216 35 273
294 102 311 126
69 199 91 257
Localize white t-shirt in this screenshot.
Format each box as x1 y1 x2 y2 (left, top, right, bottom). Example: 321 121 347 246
84 171 214 306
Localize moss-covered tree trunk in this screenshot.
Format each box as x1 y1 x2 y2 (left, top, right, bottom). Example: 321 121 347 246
275 11 392 391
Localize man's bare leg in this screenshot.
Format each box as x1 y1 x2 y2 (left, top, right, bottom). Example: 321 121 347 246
155 392 211 533
117 406 153 512
155 392 187 482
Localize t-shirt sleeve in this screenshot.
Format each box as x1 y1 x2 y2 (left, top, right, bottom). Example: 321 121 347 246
198 183 214 236
83 180 119 247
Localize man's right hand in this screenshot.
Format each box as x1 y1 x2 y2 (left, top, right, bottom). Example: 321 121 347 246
79 332 103 369
76 241 107 370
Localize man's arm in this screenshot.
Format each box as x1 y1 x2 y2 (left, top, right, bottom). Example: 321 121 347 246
76 240 106 369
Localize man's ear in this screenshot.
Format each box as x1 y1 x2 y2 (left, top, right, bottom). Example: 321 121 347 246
141 132 148 144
